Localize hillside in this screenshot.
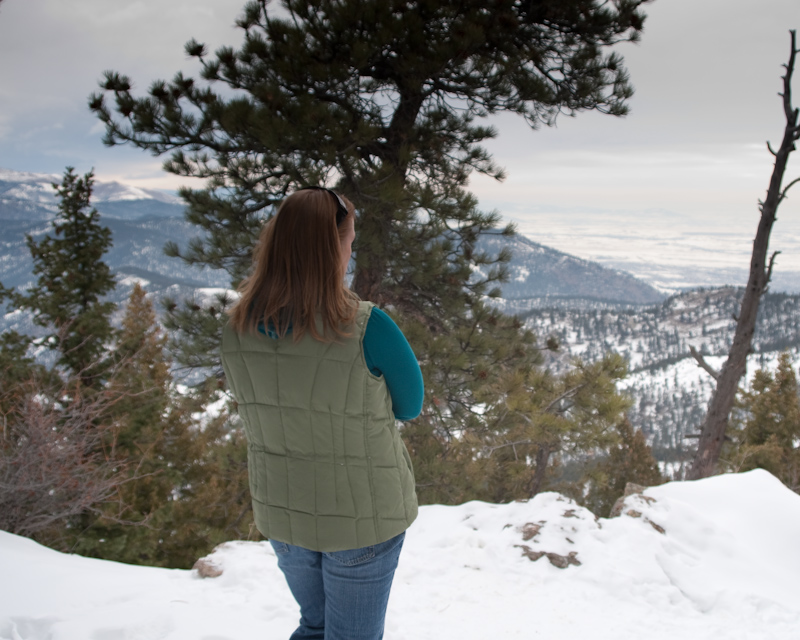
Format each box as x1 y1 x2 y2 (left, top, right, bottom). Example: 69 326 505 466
519 288 800 472
522 287 800 372
478 233 665 306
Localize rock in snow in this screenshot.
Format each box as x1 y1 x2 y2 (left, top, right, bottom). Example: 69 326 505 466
1 469 798 639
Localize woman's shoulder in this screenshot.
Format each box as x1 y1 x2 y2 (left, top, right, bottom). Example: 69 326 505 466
363 306 406 342
355 299 376 323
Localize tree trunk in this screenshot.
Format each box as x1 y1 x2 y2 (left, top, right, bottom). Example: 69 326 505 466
687 31 800 480
528 443 553 497
350 187 396 306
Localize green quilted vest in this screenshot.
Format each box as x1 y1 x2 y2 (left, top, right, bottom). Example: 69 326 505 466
220 301 418 552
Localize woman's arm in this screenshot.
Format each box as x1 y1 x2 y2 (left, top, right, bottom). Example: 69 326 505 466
363 307 424 420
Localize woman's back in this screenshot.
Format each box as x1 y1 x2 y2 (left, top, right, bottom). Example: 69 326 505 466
221 300 418 552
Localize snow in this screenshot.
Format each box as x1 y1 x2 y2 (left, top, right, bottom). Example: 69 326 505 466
91 181 182 205
117 275 151 288
514 266 530 282
2 469 799 639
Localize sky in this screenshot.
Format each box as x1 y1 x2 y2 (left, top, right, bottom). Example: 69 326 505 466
2 469 800 639
1 0 800 289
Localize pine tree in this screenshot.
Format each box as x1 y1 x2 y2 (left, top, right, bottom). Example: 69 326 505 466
66 284 254 567
90 0 649 372
578 418 664 517
401 301 543 504
480 352 632 503
15 167 116 386
406 332 632 505
733 352 800 493
1 169 124 544
57 283 173 562
89 0 648 502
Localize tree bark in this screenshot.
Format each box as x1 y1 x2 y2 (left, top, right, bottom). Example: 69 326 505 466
687 31 800 480
528 443 553 497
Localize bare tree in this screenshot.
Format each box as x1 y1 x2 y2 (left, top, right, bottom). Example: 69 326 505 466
687 31 800 480
0 380 130 537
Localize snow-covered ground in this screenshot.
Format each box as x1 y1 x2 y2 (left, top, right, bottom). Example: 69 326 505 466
2 469 799 640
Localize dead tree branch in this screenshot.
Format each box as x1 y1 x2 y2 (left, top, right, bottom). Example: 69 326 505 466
779 176 800 202
766 250 781 284
689 346 719 380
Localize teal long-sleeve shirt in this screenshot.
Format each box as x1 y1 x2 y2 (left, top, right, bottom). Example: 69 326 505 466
362 307 423 421
257 307 423 421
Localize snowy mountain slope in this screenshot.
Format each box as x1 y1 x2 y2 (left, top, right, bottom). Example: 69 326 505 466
478 233 665 305
0 216 227 293
522 287 800 374
521 288 800 470
0 167 182 206
0 169 666 337
0 168 184 225
1 470 798 640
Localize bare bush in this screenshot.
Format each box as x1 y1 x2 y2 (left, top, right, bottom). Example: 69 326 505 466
0 381 129 537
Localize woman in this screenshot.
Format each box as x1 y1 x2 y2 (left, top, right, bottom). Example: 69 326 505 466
220 187 423 640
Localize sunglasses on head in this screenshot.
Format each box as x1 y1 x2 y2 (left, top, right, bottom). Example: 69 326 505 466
297 186 348 227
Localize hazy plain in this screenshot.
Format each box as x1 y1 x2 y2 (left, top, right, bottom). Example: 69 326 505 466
505 206 800 294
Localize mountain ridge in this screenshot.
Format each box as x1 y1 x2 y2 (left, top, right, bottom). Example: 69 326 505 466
0 168 664 306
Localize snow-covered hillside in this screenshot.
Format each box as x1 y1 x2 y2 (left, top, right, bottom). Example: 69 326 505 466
524 288 800 374
1 470 798 640
520 287 800 469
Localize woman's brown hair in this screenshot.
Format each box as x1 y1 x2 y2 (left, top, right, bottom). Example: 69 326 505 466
228 188 358 342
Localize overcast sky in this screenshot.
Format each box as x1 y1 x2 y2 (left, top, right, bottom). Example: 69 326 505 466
1 0 799 286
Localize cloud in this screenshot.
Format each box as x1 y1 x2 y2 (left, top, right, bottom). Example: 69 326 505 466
88 121 106 137
0 0 798 230
471 141 788 219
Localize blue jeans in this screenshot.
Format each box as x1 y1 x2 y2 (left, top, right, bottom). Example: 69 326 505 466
270 532 405 640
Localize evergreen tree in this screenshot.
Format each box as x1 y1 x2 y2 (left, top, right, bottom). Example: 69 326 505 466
481 352 632 502
578 418 664 517
406 329 632 505
90 0 649 372
67 283 176 562
67 284 254 568
15 168 116 386
90 0 648 503
733 352 800 493
402 301 542 504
